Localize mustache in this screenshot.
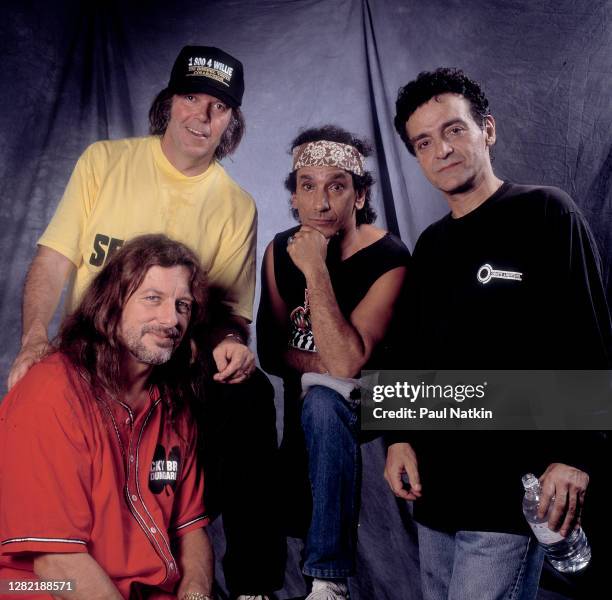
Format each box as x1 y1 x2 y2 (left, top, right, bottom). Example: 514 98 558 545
142 324 182 340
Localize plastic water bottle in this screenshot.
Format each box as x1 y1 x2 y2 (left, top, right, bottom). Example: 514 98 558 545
521 473 591 573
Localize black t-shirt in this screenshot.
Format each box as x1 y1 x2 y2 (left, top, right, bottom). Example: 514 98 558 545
397 182 611 533
407 181 610 370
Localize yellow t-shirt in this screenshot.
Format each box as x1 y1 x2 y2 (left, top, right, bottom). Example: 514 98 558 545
38 136 257 320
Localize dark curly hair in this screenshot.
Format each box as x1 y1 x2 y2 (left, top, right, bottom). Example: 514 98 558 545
284 124 377 225
394 68 490 155
148 87 245 160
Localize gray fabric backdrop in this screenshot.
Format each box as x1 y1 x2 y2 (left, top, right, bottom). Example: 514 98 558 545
1 1 610 598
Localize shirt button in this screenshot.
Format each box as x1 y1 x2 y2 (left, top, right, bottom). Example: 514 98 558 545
131 495 137 501
129 455 135 463
150 527 157 534
125 417 130 425
169 562 175 570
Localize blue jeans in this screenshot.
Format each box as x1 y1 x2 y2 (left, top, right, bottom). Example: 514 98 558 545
300 385 360 579
417 523 544 600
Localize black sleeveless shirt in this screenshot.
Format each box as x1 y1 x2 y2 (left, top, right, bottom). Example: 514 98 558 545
272 226 410 369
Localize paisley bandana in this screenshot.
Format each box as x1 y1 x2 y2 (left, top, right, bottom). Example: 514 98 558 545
292 141 364 176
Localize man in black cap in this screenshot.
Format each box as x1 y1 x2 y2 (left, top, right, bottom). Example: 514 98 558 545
8 45 284 600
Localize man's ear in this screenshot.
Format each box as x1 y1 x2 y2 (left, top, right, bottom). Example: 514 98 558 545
290 194 297 208
355 191 366 210
484 114 496 147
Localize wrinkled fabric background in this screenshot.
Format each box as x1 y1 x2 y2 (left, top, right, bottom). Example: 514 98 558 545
1 1 610 598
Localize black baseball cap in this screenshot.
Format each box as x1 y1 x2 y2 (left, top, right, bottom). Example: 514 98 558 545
167 46 244 108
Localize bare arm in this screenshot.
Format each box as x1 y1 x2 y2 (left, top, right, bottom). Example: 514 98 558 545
285 347 326 375
289 226 406 378
175 528 214 599
33 553 122 600
257 241 326 377
305 266 403 377
8 246 74 389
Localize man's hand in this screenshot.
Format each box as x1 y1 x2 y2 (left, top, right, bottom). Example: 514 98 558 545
287 225 329 277
212 337 255 384
8 330 49 390
384 442 422 501
538 462 589 537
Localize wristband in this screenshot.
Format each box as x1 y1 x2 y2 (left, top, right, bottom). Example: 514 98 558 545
181 593 213 600
223 333 245 345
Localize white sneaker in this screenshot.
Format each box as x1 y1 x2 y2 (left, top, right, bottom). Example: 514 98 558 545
305 579 349 600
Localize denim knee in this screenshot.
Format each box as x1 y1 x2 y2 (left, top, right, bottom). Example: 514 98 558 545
301 385 355 435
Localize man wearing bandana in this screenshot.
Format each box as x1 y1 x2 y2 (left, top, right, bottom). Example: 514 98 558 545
257 125 410 600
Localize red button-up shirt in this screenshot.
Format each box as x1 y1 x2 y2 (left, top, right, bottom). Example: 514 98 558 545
0 354 208 598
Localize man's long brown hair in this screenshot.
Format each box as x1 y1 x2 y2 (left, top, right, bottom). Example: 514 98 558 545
57 234 208 417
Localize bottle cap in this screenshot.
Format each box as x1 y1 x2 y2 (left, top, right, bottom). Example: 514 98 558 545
522 473 540 490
